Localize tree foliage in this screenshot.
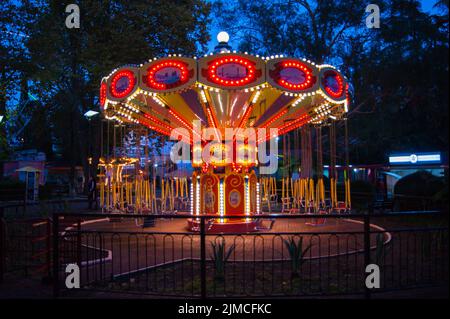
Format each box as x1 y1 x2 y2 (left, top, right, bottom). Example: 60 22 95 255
213 0 449 164
1 0 448 188
2 0 211 190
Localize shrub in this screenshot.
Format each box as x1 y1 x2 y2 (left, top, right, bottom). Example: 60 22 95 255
337 179 375 210
394 171 445 211
0 177 25 201
39 184 54 200
283 236 312 278
210 240 235 280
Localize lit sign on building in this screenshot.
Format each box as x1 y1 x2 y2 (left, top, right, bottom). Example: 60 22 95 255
389 153 441 165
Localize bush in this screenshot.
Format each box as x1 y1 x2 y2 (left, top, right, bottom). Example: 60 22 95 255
0 177 25 201
340 180 375 210
39 184 54 200
350 179 376 196
393 171 446 211
321 176 375 210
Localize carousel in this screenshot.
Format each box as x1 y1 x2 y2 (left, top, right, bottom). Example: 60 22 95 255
97 32 351 232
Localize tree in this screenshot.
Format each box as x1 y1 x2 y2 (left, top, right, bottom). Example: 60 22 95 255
14 0 211 194
212 0 373 63
0 1 30 160
343 0 449 163
212 0 449 165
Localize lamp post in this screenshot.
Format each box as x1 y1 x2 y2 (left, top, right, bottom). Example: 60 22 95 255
84 110 99 179
214 31 232 53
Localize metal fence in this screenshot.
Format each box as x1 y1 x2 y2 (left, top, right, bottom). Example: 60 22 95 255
1 217 52 278
49 211 448 298
0 199 91 283
0 198 90 219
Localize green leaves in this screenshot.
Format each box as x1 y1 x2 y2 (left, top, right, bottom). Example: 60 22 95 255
1 0 211 164
210 240 235 280
212 0 449 164
283 236 312 278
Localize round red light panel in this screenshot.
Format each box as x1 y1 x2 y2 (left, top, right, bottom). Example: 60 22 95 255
144 60 191 90
206 56 259 87
110 70 136 99
270 60 315 90
322 70 344 99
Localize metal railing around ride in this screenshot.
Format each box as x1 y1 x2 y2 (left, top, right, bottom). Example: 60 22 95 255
48 210 448 299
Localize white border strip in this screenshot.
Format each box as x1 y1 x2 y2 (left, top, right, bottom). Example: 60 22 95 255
61 218 112 267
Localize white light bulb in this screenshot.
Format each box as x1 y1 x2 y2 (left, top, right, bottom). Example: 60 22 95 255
217 31 229 43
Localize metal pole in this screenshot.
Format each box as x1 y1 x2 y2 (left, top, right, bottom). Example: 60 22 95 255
52 214 60 298
88 119 91 180
364 205 372 299
77 219 82 269
0 207 4 283
46 218 52 279
200 217 206 299
24 175 28 212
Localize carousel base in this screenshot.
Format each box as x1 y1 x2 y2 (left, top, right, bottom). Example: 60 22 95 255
187 217 260 233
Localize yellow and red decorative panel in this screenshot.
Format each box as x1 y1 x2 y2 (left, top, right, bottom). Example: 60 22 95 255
200 174 219 214
224 173 245 215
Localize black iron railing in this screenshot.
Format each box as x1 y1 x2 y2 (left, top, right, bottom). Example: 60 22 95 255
47 211 448 298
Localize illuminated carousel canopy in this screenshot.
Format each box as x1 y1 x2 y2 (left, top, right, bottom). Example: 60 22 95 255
100 52 350 146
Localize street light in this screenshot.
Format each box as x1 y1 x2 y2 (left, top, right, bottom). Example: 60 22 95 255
217 31 230 43
214 31 232 53
0 115 4 123
84 110 99 118
84 109 99 179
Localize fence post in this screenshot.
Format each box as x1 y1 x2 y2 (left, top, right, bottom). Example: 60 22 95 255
46 218 52 279
52 214 60 298
77 219 82 268
0 207 4 283
200 217 206 299
364 205 372 299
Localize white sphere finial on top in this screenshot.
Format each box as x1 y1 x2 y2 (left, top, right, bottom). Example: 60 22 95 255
217 31 229 43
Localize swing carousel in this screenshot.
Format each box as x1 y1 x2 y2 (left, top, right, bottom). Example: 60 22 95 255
97 33 352 232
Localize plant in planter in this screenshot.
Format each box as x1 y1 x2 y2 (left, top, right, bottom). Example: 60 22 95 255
283 236 312 278
210 240 235 281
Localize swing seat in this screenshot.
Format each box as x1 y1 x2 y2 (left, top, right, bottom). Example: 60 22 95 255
335 201 348 214
181 196 190 210
304 201 315 214
261 197 270 208
155 198 165 212
269 194 278 205
281 197 291 212
305 209 327 226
